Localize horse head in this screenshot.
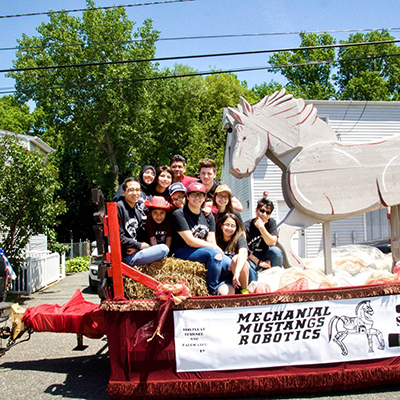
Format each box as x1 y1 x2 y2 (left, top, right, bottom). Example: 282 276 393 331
223 89 337 178
356 300 374 322
223 97 269 178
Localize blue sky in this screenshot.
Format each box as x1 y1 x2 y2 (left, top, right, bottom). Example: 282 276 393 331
0 0 399 97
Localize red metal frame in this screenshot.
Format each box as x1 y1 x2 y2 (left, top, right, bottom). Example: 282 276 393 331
105 202 161 299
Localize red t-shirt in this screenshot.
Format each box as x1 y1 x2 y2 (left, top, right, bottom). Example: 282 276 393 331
180 175 197 187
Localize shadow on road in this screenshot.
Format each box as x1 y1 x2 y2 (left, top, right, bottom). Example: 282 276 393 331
2 341 110 399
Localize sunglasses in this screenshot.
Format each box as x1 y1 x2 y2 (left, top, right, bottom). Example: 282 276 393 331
259 208 272 215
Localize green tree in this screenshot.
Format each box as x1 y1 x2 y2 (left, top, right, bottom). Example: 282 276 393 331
268 32 336 100
0 95 34 133
9 0 159 197
251 80 284 101
0 135 65 269
334 30 400 100
199 73 258 173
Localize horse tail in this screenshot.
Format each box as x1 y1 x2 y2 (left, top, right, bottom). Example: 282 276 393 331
328 316 339 342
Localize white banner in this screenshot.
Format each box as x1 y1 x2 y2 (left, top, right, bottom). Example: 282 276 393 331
173 295 400 372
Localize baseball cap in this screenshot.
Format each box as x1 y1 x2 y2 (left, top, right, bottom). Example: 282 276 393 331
214 184 232 196
169 182 187 196
186 182 206 194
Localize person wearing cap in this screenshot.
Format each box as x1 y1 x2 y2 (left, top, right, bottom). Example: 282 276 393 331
198 158 243 212
118 177 169 267
170 154 197 187
168 181 186 210
144 196 172 248
245 197 283 269
172 181 232 294
212 184 243 224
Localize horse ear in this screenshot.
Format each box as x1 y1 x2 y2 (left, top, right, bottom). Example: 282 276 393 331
222 108 235 130
240 97 253 116
227 107 243 124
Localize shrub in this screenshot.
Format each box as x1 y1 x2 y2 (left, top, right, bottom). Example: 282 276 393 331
65 256 90 273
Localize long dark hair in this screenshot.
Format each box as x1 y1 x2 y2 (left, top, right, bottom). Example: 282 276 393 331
216 213 245 254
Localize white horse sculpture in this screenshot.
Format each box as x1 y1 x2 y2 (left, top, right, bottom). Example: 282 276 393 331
223 89 400 270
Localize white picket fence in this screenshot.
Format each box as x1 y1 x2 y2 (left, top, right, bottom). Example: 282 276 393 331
10 251 66 295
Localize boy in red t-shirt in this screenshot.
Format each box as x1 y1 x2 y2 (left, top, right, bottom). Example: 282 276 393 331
144 196 172 249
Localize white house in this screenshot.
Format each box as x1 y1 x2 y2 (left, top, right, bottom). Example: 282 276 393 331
0 130 62 293
221 99 400 259
0 130 54 155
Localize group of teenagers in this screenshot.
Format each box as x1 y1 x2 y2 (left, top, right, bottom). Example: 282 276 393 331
117 155 283 295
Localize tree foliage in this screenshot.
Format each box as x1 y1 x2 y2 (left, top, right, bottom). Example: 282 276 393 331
334 30 400 100
0 135 65 269
254 30 399 102
9 0 159 197
0 95 35 133
268 32 336 100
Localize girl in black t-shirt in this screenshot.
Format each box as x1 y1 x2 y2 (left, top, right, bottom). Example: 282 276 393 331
216 213 257 294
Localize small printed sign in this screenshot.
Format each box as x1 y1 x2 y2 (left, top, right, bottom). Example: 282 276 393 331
173 295 400 372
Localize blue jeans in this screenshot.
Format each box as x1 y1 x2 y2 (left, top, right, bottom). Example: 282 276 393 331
252 246 283 269
174 246 232 293
123 244 169 266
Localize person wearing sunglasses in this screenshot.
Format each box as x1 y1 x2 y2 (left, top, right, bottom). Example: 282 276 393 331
244 197 283 270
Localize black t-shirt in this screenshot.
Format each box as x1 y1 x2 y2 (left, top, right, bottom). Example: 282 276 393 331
244 217 278 255
219 235 248 259
172 205 215 250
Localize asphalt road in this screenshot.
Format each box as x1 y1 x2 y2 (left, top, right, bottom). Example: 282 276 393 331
0 272 109 400
0 272 399 400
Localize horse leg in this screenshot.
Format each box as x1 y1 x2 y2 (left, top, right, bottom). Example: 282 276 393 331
366 332 374 353
369 328 385 350
333 330 349 356
277 208 321 268
390 205 400 271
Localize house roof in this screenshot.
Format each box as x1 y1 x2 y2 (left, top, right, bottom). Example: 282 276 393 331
0 130 54 154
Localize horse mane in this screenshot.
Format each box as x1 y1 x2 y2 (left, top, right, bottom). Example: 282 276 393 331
355 300 370 315
227 89 337 151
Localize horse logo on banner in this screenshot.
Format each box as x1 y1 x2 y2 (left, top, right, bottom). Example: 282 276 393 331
327 300 385 356
223 89 400 270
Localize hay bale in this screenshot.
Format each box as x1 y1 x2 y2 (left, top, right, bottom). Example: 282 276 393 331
123 257 209 299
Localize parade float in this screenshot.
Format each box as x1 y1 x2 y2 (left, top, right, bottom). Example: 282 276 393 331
2 90 400 399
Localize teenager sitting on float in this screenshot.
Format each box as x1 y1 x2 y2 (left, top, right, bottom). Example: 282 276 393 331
168 181 186 210
212 184 243 224
153 166 173 200
117 177 169 267
144 196 172 248
215 213 256 294
171 181 232 295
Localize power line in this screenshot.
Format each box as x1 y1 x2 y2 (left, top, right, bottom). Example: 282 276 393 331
0 0 195 19
2 39 399 74
1 27 400 52
0 53 398 95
